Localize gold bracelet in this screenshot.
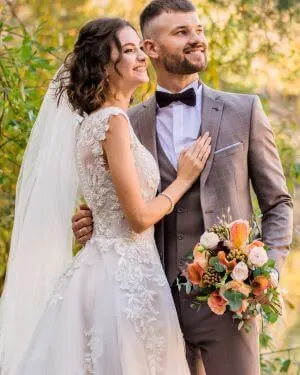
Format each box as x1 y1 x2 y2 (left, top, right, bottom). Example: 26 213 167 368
160 192 175 214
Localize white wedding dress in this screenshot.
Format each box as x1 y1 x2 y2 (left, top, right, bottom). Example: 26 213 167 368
17 107 190 375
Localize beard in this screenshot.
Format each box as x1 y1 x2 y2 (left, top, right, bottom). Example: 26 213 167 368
160 45 207 75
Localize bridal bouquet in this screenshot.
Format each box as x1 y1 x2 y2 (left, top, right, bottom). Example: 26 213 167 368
177 219 282 331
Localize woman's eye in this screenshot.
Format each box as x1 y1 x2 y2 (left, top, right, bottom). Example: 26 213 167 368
124 48 135 53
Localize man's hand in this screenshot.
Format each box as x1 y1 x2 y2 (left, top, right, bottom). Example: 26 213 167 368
72 204 93 245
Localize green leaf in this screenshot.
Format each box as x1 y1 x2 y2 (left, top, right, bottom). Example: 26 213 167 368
3 35 13 42
267 312 279 324
279 359 291 372
214 262 225 272
259 331 273 348
228 298 242 312
223 290 244 300
216 273 229 288
185 281 192 295
31 57 51 69
244 322 252 333
209 256 218 266
176 281 181 291
265 259 276 268
196 295 208 302
20 39 32 62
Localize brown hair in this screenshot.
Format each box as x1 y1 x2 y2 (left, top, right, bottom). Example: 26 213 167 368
140 0 196 36
56 17 136 115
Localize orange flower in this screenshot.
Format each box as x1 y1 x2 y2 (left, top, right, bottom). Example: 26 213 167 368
248 240 265 251
218 251 237 270
194 251 209 271
230 220 249 249
246 240 265 255
187 262 204 285
207 290 227 315
251 275 270 296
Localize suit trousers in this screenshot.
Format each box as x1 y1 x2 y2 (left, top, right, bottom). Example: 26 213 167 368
171 283 261 375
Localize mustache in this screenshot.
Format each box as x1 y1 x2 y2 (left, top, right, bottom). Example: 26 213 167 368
183 43 207 53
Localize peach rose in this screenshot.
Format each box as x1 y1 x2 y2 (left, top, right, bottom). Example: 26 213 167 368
251 275 270 296
187 262 204 285
207 290 227 315
229 220 250 249
247 240 265 251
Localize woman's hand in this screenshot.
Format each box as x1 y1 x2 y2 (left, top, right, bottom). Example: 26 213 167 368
177 132 211 187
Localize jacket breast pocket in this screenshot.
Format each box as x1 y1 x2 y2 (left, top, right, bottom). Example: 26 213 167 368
213 141 243 161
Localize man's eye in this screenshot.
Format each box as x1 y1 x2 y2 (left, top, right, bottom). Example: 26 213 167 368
177 30 187 35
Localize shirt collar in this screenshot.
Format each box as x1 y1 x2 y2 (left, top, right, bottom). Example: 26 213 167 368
156 79 201 95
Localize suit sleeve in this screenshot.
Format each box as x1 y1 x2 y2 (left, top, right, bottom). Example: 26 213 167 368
248 95 293 272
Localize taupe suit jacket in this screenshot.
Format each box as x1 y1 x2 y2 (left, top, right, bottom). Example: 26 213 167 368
128 84 293 273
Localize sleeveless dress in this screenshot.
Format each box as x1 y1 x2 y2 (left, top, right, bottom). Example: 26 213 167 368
17 107 190 375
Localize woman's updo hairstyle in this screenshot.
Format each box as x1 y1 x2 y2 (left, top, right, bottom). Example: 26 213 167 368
56 17 136 115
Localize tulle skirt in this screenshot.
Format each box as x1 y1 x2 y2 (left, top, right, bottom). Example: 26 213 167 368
17 235 190 375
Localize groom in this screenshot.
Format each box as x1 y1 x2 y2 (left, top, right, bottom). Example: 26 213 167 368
72 0 293 374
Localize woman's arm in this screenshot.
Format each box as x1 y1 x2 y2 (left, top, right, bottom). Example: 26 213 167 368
103 114 211 233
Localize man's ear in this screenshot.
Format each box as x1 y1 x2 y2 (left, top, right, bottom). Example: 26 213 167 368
142 39 159 60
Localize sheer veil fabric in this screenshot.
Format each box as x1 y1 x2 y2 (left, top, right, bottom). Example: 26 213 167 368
0 72 81 374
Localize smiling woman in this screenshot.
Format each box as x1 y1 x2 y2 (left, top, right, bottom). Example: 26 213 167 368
0 13 208 375
55 18 147 116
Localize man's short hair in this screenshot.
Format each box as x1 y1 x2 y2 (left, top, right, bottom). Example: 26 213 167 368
140 0 196 35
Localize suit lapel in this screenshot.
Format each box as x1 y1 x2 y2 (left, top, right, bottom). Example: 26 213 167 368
200 84 224 189
137 86 224 189
137 96 158 164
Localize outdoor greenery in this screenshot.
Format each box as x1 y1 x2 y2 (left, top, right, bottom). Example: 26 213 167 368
0 0 299 373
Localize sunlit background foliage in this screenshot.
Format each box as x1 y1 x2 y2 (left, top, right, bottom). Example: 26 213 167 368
0 0 299 372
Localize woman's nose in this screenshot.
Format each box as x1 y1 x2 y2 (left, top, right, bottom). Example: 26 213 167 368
137 47 148 61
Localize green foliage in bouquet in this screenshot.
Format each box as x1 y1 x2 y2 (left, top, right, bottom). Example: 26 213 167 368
178 220 282 331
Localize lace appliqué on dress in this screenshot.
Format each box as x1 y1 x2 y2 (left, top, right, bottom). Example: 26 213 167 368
76 107 166 374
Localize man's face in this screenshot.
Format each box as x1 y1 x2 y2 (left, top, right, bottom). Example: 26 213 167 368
143 11 208 74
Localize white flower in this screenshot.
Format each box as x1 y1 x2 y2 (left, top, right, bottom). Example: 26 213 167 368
248 246 268 267
231 261 249 281
200 231 219 249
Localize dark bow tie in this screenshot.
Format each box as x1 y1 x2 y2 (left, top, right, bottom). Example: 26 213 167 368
155 87 196 108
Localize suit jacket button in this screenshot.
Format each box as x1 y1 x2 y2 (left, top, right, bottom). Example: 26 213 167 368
177 233 184 240
178 259 186 269
177 207 185 214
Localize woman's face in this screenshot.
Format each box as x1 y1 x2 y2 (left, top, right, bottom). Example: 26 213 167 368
106 26 149 91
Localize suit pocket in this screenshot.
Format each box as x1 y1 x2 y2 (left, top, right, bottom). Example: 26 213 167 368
214 141 243 160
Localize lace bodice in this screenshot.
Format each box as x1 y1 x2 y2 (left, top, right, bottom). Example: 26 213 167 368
18 107 189 375
76 107 160 240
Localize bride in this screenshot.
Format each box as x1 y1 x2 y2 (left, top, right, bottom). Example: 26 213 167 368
0 17 211 374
